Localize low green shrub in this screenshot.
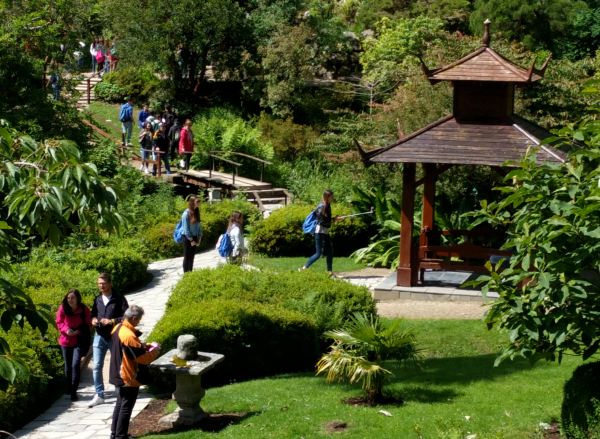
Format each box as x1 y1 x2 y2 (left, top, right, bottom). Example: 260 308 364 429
95 80 126 103
0 327 65 432
561 361 600 438
74 245 149 293
95 66 160 104
167 265 376 335
250 203 369 257
149 298 320 387
144 222 182 259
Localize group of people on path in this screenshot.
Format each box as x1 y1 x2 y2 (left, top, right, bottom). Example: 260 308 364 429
179 196 245 273
56 273 159 439
90 35 119 75
120 100 194 176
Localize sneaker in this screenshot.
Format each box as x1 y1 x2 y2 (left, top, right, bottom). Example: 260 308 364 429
71 392 79 402
144 169 150 174
88 394 105 407
139 164 144 171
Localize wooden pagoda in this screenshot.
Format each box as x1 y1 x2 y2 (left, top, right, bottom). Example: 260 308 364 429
358 20 566 287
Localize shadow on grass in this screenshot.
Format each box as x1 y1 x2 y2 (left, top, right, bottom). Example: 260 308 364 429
309 353 533 404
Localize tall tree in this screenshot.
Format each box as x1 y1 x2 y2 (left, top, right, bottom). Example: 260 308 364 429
105 0 251 99
469 0 588 54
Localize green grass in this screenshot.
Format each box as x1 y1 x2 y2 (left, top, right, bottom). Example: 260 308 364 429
247 255 367 273
149 320 580 439
89 101 142 144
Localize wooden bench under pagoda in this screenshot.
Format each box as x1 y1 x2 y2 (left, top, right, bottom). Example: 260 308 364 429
357 20 566 287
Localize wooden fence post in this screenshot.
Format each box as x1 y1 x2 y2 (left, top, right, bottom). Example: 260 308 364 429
157 152 162 178
87 78 91 105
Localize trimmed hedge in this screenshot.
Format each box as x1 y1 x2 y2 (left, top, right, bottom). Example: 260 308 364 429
150 299 320 386
148 265 376 389
166 265 376 334
250 203 369 257
0 327 64 432
561 361 600 437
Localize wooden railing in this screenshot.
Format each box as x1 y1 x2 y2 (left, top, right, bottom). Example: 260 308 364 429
209 154 242 185
83 60 119 104
209 150 272 182
83 114 165 177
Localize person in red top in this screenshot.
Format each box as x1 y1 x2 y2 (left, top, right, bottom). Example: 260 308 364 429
178 119 194 171
56 289 92 401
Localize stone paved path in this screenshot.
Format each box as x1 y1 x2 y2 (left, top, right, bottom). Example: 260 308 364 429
13 250 224 439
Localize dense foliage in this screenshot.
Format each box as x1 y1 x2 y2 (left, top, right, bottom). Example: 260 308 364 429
465 98 600 366
561 361 600 437
149 265 376 387
250 203 369 257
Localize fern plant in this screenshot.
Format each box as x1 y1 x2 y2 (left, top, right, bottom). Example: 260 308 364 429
316 312 422 403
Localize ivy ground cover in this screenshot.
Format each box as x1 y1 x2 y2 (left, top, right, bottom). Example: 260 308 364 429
146 320 579 439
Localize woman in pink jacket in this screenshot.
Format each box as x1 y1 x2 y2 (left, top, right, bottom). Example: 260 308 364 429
178 119 194 171
56 289 92 401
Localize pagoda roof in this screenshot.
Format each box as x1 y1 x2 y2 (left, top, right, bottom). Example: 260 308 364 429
423 47 549 84
362 115 566 167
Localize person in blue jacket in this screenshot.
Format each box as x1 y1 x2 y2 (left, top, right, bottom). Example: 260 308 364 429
138 104 149 131
119 98 135 146
181 195 202 273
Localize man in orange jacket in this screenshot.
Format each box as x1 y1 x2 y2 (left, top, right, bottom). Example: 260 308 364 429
109 305 160 439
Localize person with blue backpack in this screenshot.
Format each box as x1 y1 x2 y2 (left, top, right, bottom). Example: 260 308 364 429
119 98 135 146
180 195 202 273
300 189 341 277
216 211 245 263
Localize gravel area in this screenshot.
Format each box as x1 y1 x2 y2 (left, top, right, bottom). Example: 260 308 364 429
377 300 490 320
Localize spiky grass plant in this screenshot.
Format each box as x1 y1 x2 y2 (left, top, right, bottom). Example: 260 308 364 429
317 312 422 403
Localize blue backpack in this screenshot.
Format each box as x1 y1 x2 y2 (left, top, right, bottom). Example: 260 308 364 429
302 203 324 234
173 220 184 243
217 230 234 257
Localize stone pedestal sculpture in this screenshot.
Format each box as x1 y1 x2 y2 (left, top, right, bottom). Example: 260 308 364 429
149 334 224 428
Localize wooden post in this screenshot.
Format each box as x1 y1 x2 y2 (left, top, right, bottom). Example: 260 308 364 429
232 165 236 185
260 163 264 182
397 163 417 287
420 163 437 282
87 78 91 104
157 152 162 178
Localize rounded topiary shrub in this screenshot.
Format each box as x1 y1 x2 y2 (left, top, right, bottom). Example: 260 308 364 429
167 264 376 334
149 298 319 388
250 203 369 257
76 246 149 293
561 361 600 438
145 222 182 259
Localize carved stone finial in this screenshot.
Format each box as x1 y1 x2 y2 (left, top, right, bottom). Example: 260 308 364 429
483 19 491 47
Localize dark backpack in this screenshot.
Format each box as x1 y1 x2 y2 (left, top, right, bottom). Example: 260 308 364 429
50 74 59 84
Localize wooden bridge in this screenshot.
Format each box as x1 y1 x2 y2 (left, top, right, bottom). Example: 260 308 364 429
84 114 292 213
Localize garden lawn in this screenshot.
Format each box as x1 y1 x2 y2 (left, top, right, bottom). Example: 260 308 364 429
149 319 579 439
247 255 366 273
89 101 142 143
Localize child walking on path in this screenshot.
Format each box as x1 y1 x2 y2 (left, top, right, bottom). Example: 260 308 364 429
300 190 341 276
181 195 202 273
228 211 245 263
56 289 92 402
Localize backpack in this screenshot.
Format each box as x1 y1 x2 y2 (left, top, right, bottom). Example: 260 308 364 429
119 104 131 123
151 120 160 132
302 204 324 234
173 219 183 243
173 126 181 143
217 230 234 257
50 74 59 84
95 51 105 63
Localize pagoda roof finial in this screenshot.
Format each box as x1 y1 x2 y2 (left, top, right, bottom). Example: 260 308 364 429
482 19 491 47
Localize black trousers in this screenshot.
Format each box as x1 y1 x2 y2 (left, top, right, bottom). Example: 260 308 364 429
61 346 83 393
182 235 199 273
111 385 139 439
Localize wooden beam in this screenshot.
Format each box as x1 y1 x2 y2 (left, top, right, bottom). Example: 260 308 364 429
415 164 454 187
397 163 418 287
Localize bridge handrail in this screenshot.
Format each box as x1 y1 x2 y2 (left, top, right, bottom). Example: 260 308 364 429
208 154 242 167
209 150 272 165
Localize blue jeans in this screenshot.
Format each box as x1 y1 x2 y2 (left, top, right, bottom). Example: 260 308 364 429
122 121 133 145
305 233 333 271
92 334 112 398
153 151 171 175
141 149 151 169
92 57 97 73
62 346 84 391
51 84 61 101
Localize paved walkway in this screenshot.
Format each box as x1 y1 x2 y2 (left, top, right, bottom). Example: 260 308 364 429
13 250 224 439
